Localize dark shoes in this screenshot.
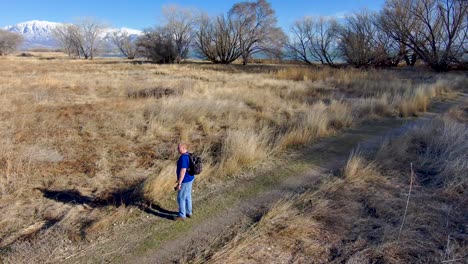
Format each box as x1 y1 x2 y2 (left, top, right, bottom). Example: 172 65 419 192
174 214 192 221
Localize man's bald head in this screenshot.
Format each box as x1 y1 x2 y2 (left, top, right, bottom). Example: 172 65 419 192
178 143 189 154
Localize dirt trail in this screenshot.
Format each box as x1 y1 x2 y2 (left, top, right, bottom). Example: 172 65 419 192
65 96 466 264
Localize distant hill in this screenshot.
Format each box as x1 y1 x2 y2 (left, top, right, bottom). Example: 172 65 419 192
3 20 142 51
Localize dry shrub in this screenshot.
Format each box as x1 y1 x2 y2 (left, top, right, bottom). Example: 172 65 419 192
393 86 431 117
274 67 317 81
219 128 271 177
2 227 74 264
350 96 392 118
446 104 468 123
274 66 370 84
274 67 465 120
278 102 330 148
328 100 354 130
377 117 468 192
431 76 466 94
279 100 353 148
127 87 177 99
141 161 176 203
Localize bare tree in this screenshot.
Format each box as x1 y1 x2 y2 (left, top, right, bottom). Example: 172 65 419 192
53 18 106 60
371 13 404 67
338 11 379 67
162 5 197 63
287 16 339 66
287 18 314 64
380 0 468 71
311 17 340 66
137 27 178 63
461 17 468 66
229 0 286 65
260 26 287 61
372 28 403 67
53 24 81 58
195 0 284 65
0 29 23 55
76 18 106 60
376 2 418 66
195 14 243 64
111 30 138 59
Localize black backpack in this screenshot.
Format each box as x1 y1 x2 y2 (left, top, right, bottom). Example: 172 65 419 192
187 153 202 175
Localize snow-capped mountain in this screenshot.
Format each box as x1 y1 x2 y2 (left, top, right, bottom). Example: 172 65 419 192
4 20 61 49
3 20 142 50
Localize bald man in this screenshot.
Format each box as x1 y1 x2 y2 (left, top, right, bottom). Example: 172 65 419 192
174 143 195 220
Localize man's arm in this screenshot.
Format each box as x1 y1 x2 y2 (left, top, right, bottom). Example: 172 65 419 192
175 168 186 191
178 168 186 185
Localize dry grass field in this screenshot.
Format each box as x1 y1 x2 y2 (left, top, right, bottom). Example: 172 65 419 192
0 52 466 262
206 102 468 263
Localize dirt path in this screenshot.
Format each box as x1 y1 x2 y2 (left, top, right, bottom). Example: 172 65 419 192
64 96 466 264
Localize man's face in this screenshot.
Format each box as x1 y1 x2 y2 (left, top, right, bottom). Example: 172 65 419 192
177 144 185 154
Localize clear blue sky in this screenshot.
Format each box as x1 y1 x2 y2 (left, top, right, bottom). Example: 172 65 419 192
1 0 385 30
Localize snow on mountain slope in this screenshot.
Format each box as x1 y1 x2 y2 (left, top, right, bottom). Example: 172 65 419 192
4 20 61 49
3 20 142 50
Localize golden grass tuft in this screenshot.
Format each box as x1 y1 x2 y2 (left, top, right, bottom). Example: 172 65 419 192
278 102 330 148
219 128 271 177
141 161 177 203
343 152 379 182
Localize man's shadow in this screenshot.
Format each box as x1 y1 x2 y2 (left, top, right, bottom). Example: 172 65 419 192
142 203 179 220
37 185 179 221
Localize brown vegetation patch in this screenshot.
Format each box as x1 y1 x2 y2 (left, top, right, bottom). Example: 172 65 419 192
446 105 468 123
127 87 177 99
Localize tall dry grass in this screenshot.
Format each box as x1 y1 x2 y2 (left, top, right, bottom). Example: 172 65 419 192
376 116 468 192
207 197 333 264
0 54 466 261
207 109 468 263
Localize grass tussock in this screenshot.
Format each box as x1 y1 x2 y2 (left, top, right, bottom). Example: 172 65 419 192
207 110 468 263
446 104 468 123
376 117 468 192
126 86 177 99
219 128 271 177
0 54 466 261
208 199 335 264
343 152 379 182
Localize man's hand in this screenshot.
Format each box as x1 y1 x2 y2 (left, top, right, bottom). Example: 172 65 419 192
175 168 186 192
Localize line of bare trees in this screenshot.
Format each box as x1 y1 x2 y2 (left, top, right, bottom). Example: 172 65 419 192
50 0 466 70
289 0 467 71
287 17 340 67
380 0 467 71
143 0 466 70
132 0 286 64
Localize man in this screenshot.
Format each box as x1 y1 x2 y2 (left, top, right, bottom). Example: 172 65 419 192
174 143 195 220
